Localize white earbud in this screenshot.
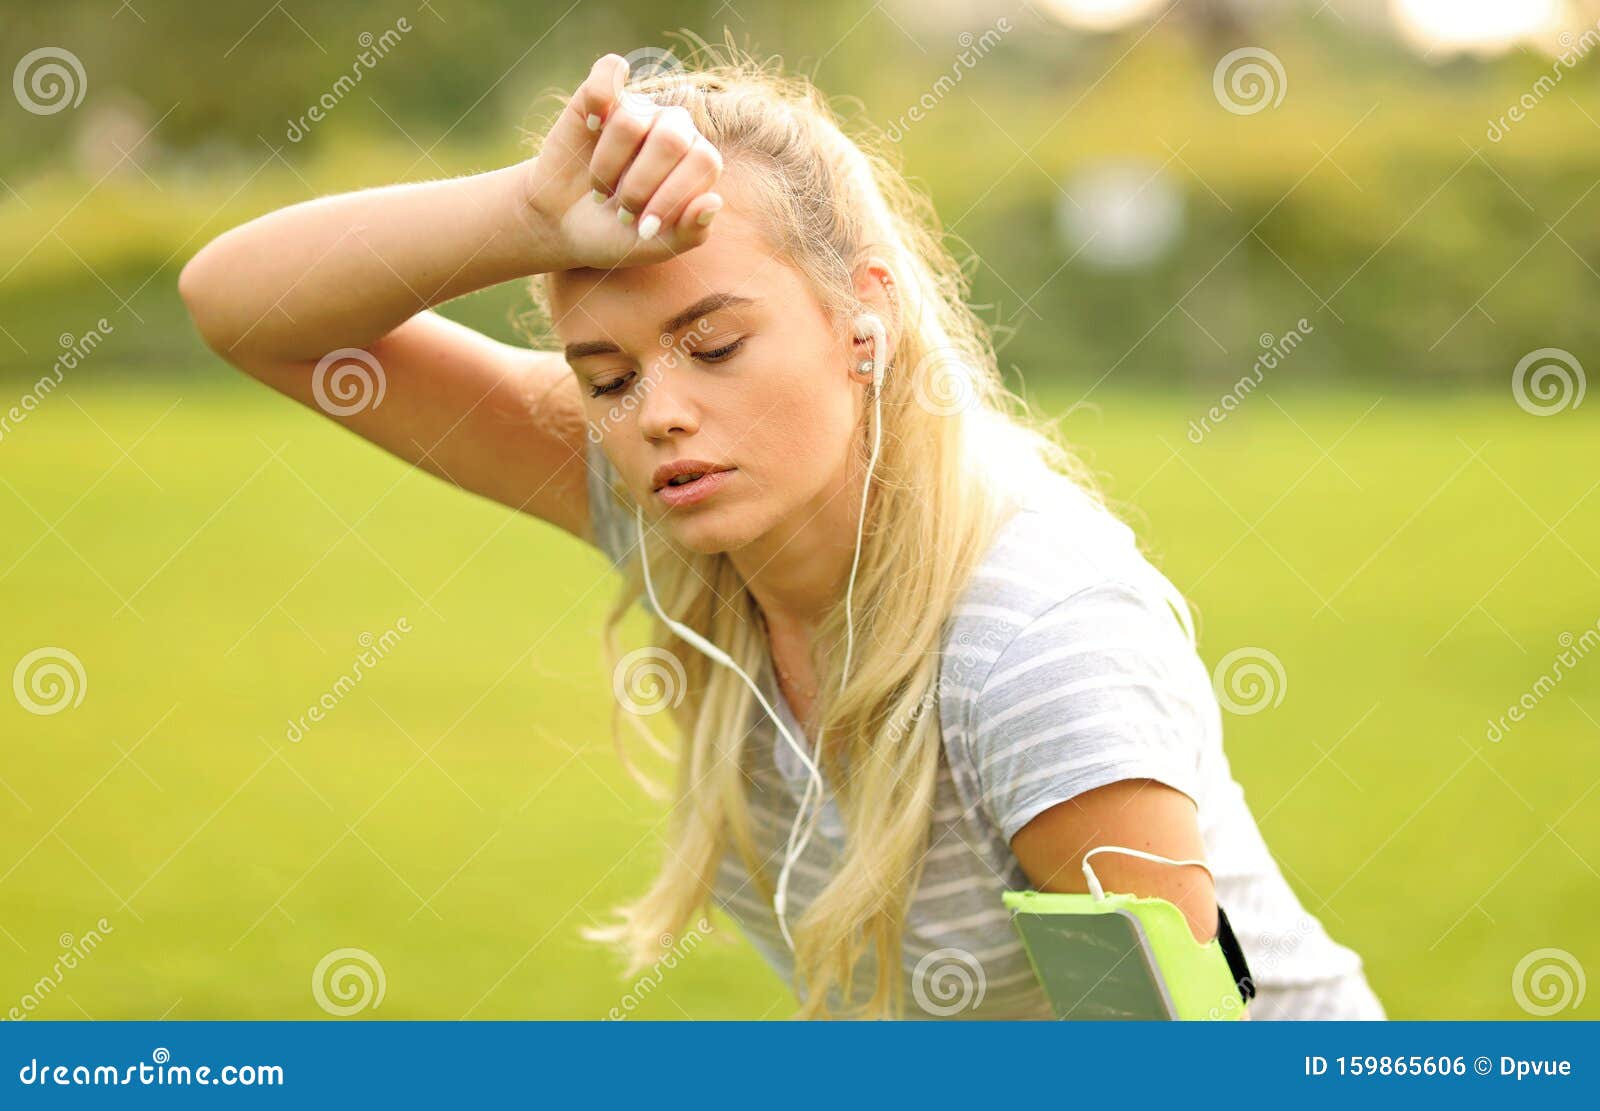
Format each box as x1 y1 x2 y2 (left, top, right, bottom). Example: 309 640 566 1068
853 312 888 389
627 304 892 961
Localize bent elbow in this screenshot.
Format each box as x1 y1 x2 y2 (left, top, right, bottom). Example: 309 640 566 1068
178 249 240 360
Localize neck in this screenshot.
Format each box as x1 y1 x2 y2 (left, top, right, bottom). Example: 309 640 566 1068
729 466 864 640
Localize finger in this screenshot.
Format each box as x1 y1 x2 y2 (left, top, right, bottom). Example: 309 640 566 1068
588 98 661 201
671 191 724 244
612 106 698 222
574 54 628 132
544 55 626 173
636 137 722 239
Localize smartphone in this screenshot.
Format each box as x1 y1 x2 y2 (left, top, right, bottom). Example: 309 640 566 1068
1008 902 1177 1019
1003 889 1254 1021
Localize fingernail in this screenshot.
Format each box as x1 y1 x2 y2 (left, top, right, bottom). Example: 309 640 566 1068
591 188 607 204
695 201 722 227
617 207 635 226
636 213 661 240
586 113 602 132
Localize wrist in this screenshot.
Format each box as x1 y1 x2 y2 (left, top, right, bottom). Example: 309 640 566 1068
496 158 569 276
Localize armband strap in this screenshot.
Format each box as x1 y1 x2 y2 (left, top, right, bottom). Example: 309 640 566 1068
1215 904 1257 1004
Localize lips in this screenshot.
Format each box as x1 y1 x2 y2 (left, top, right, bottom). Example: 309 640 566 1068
653 467 735 508
651 459 733 492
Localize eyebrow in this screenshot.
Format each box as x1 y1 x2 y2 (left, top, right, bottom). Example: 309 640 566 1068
563 293 758 362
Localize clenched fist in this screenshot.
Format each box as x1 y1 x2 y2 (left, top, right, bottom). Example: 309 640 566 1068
518 54 725 271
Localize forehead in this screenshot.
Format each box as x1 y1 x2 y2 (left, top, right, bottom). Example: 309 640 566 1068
547 182 806 337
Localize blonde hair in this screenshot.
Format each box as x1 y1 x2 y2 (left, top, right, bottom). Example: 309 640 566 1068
526 34 1100 1018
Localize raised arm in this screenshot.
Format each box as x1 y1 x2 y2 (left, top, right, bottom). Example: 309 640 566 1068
177 54 723 542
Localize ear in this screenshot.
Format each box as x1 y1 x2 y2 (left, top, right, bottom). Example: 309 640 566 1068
849 255 900 354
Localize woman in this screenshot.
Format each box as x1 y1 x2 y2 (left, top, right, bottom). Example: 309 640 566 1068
179 46 1385 1020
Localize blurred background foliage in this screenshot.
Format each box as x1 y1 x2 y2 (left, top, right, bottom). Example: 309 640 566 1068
2 0 1598 1021
3 0 1600 386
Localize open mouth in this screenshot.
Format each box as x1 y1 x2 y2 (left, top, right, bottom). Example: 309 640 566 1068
655 468 735 505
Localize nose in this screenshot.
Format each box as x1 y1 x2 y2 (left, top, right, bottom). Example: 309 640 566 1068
634 352 700 441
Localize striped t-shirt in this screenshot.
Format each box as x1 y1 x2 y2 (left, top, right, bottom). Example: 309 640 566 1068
584 442 1386 1020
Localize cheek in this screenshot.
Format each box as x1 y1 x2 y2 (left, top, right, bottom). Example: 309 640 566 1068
740 363 856 478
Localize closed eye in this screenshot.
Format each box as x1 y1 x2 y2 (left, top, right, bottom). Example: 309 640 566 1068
693 338 745 363
589 373 633 398
589 337 744 397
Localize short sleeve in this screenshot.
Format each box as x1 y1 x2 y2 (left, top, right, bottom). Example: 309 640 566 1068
965 579 1211 843
584 438 636 571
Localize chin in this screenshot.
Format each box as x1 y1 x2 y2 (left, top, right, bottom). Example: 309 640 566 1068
660 508 739 556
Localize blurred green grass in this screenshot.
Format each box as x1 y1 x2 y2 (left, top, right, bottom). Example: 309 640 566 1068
1 371 1595 1019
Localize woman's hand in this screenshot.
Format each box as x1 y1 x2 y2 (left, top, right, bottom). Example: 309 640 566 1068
519 53 725 271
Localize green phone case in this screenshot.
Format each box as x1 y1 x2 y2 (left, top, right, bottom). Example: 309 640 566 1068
1003 889 1250 1020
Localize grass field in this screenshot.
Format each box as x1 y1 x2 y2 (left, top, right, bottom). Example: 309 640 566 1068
1 372 1596 1019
